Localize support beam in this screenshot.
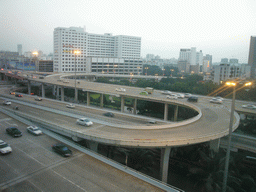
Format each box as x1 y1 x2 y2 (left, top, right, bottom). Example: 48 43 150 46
87 92 90 106
28 80 31 95
160 147 171 183
164 103 168 121
56 86 59 97
86 140 98 152
100 94 104 108
174 105 178 122
61 86 64 101
52 85 56 96
75 88 78 102
210 138 220 153
133 98 137 114
41 83 45 98
121 96 125 113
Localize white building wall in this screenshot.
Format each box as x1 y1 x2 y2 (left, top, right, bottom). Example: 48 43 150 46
190 47 196 65
53 27 141 73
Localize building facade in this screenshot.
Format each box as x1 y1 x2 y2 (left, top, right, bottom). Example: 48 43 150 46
87 57 143 75
211 64 250 84
248 36 256 79
53 27 141 73
17 44 22 56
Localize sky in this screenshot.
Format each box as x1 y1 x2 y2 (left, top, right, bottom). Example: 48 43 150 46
0 0 256 63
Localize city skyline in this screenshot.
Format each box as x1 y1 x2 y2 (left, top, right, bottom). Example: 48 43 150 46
1 0 256 63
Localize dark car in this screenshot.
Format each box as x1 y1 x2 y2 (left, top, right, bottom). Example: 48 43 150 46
6 127 22 137
103 112 115 117
187 96 198 102
52 143 72 157
15 94 23 97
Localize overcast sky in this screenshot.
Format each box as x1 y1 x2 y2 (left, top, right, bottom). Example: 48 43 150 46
0 0 255 63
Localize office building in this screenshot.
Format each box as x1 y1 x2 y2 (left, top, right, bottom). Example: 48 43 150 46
211 64 245 84
248 36 256 78
229 58 238 64
178 47 201 73
36 60 53 72
17 44 22 56
87 57 143 75
221 58 229 64
53 27 141 73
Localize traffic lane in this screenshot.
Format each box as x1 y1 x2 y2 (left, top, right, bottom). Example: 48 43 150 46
1 90 157 125
0 113 165 192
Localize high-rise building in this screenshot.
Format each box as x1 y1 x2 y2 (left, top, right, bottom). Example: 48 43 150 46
205 54 212 66
17 44 22 56
221 58 229 64
229 58 239 64
53 27 141 73
248 36 256 78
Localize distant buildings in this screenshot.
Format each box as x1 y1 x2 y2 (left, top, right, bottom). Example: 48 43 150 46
178 47 209 74
17 44 22 56
53 27 142 74
248 36 256 79
211 64 251 84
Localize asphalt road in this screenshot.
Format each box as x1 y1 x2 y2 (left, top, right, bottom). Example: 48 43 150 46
0 112 164 192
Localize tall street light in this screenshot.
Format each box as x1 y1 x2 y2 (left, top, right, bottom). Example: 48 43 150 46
170 69 174 77
145 67 148 75
222 81 252 192
74 50 80 103
32 51 38 71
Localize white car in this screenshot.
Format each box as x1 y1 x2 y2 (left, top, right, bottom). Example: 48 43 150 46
166 95 178 100
242 104 256 109
116 88 126 92
210 98 223 104
184 93 192 98
176 93 185 98
27 126 43 135
3 101 11 105
66 104 75 108
35 97 42 101
214 96 224 100
162 90 172 95
76 118 93 126
0 139 12 154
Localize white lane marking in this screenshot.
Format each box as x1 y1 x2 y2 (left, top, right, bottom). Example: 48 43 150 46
52 170 88 192
13 146 46 166
27 180 45 192
0 118 12 122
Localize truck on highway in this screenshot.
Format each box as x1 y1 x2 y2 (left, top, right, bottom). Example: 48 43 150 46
145 87 154 94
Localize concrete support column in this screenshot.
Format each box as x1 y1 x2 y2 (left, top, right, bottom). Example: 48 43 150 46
164 103 168 121
87 92 90 106
52 85 56 96
14 79 17 86
28 80 31 95
61 86 64 101
100 94 104 108
87 140 98 152
160 147 171 183
174 105 178 122
133 98 137 115
56 86 59 97
41 83 45 98
210 138 220 153
121 96 125 113
75 88 78 102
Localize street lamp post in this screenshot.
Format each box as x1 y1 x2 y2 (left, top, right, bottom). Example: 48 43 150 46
222 82 236 192
145 67 148 75
74 50 80 103
170 69 174 77
222 81 252 192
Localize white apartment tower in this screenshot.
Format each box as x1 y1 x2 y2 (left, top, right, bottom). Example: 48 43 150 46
53 27 141 73
17 44 22 56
